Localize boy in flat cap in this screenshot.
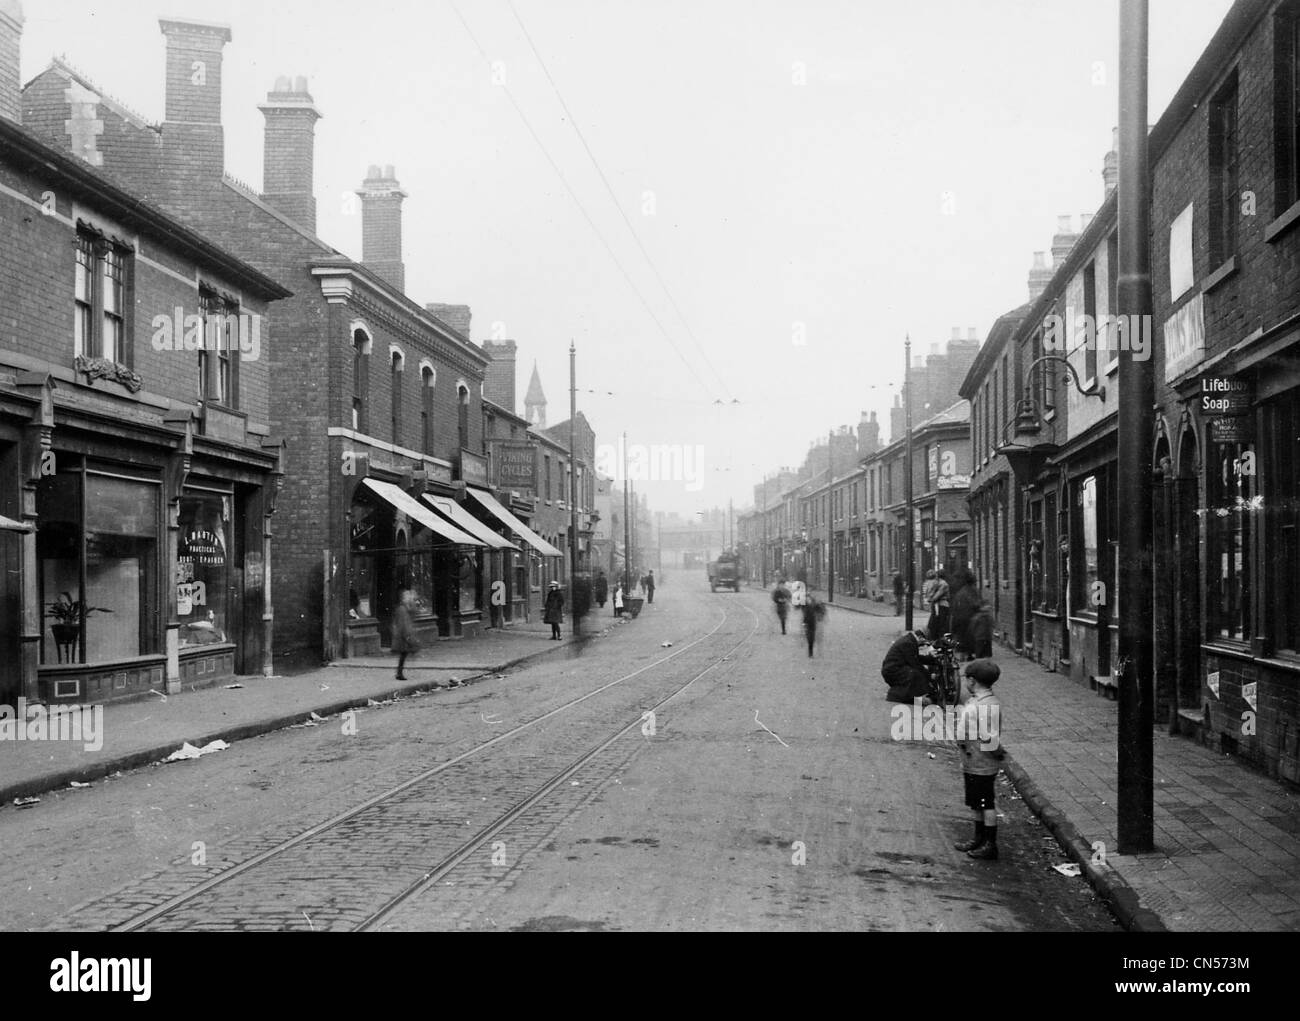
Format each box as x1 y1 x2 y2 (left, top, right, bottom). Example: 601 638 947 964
954 658 1004 860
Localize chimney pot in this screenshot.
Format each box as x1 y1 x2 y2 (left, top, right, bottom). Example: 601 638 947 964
1056 214 1073 233
950 327 961 341
1033 251 1046 268
1080 212 1094 231
274 74 291 92
383 163 395 180
359 163 408 292
294 74 307 93
968 327 978 340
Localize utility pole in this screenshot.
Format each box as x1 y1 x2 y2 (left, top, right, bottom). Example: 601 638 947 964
622 432 631 595
762 473 769 587
1117 0 1155 853
904 335 915 632
569 342 579 635
827 428 835 604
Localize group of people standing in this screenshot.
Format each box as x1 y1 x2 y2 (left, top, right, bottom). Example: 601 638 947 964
891 565 993 660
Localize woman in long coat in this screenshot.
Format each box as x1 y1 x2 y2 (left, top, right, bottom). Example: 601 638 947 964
543 581 565 639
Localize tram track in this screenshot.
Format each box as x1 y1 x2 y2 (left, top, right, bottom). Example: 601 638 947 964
106 597 760 932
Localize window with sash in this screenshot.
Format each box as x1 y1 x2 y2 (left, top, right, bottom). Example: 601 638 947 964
74 229 129 364
198 289 239 408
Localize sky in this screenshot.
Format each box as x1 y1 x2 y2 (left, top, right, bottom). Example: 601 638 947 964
21 0 1236 517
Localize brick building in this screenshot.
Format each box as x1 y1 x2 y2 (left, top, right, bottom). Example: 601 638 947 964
21 19 496 665
0 2 290 704
1148 0 1300 781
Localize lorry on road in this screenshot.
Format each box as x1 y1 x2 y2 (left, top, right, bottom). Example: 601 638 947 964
709 552 741 592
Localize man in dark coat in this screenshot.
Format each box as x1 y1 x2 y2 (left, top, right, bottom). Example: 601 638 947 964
968 600 995 659
950 575 982 658
594 572 608 608
393 588 419 680
881 629 936 704
892 571 905 616
543 581 565 640
644 570 656 604
771 579 791 634
802 596 826 657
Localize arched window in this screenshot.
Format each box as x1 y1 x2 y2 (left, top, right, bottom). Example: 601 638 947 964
457 383 470 451
390 347 405 446
421 365 435 454
351 327 372 432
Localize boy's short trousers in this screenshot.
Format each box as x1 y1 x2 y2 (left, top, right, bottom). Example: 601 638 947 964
963 772 996 810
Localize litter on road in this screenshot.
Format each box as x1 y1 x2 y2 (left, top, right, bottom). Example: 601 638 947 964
1053 863 1083 877
162 739 230 763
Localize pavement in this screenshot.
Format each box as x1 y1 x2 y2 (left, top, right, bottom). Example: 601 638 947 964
0 614 616 804
799 583 1300 932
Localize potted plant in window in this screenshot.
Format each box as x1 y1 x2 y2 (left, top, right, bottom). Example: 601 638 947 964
47 591 112 652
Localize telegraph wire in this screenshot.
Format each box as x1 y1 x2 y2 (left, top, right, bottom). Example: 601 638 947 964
447 0 722 403
505 0 736 404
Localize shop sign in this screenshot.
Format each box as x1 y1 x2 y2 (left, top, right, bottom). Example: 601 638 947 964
1211 417 1252 443
937 474 970 491
496 442 536 490
1163 292 1205 382
459 449 489 487
182 529 225 565
1200 376 1251 417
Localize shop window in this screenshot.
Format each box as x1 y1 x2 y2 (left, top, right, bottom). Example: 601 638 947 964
348 497 380 619
1265 392 1299 652
1044 491 1059 613
1073 475 1100 617
37 466 160 664
74 229 130 365
1029 500 1044 609
1207 438 1253 642
177 491 232 648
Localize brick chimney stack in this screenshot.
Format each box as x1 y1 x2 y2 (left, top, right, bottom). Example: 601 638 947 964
1102 126 1118 197
482 339 517 412
426 303 471 338
1051 215 1078 265
158 18 231 181
358 164 407 293
1028 251 1053 302
858 410 880 455
0 0 22 123
259 75 321 232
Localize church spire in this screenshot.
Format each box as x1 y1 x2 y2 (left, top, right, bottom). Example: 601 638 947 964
524 361 547 428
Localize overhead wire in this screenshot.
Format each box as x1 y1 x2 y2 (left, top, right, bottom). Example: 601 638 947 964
505 0 736 403
447 0 724 404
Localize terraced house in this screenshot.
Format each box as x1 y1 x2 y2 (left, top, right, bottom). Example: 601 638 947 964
0 1 290 704
19 18 513 667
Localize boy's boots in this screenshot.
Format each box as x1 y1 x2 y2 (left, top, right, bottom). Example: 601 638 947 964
954 822 985 853
967 827 999 860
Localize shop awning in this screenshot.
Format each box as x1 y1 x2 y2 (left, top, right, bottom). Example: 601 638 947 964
465 487 563 558
421 494 519 552
0 514 32 533
361 479 485 547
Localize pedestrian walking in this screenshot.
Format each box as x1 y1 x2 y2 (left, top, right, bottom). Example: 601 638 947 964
613 584 624 617
594 571 608 608
543 580 564 640
801 595 826 657
771 578 791 634
392 588 420 680
892 570 905 616
645 570 656 604
953 659 1004 860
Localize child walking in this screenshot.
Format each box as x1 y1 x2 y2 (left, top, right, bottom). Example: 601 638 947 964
953 659 1004 860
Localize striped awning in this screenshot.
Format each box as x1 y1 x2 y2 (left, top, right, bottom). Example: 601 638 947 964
421 494 518 552
464 487 562 558
361 479 485 547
